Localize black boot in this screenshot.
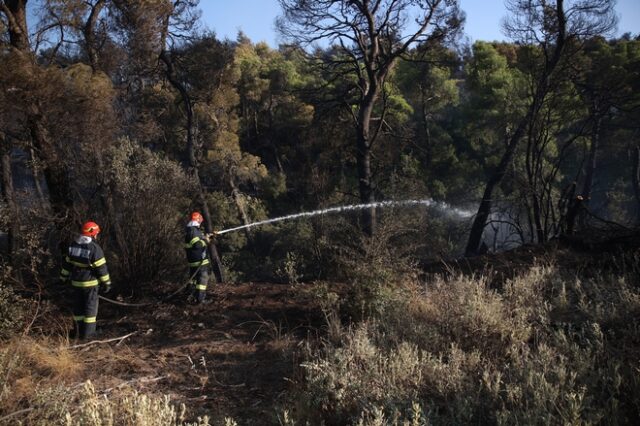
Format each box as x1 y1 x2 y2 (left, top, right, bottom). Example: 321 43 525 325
196 290 206 304
82 322 97 340
70 321 84 339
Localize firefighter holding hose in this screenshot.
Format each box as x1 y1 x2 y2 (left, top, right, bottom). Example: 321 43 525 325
184 212 215 304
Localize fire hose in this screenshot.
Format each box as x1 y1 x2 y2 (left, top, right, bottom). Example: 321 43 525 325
98 263 203 307
98 232 216 307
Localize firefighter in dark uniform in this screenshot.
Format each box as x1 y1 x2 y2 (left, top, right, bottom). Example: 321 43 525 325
184 212 213 303
60 221 111 340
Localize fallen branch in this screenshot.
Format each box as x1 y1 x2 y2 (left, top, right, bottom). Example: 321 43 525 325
100 375 169 394
70 331 138 349
0 407 35 423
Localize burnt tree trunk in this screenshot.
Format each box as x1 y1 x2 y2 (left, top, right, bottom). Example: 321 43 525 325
3 0 30 52
1 137 19 264
420 86 434 168
581 108 601 203
82 0 106 71
28 148 46 204
28 112 73 214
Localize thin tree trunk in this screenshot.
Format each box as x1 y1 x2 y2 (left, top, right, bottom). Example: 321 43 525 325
160 50 224 283
356 93 377 237
420 84 433 167
82 0 106 71
29 148 46 205
1 137 19 264
465 118 529 255
581 111 600 203
532 195 545 243
3 0 30 52
631 144 640 225
229 177 251 231
4 0 73 221
28 112 73 214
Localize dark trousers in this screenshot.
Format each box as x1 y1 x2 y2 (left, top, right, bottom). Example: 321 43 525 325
190 266 210 303
72 286 99 339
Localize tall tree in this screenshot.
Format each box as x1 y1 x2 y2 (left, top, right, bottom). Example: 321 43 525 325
465 0 616 255
277 0 463 235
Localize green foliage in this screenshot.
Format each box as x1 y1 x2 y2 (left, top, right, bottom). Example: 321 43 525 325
462 41 527 169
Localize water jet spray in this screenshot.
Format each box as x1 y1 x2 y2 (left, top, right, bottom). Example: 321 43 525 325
214 199 473 235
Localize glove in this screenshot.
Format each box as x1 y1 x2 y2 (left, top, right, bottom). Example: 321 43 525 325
100 282 111 294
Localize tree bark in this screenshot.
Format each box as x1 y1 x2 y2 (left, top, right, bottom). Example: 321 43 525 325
420 84 434 168
0 136 19 264
465 116 531 255
82 0 106 71
28 148 46 205
229 177 251 237
581 109 601 203
3 0 30 52
632 144 640 225
28 111 73 213
356 91 377 236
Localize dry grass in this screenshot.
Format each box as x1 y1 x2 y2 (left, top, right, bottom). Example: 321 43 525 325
0 337 82 413
0 337 225 425
292 262 640 424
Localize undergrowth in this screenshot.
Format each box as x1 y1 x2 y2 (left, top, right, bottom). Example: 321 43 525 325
291 257 640 425
2 245 639 425
0 337 224 425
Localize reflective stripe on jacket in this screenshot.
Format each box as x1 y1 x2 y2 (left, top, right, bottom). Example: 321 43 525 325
60 236 111 287
184 225 209 267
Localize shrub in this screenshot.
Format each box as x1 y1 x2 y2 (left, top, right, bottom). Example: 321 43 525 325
0 275 26 340
293 264 640 424
105 137 197 288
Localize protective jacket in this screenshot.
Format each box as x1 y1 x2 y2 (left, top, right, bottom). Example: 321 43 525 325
60 235 110 340
184 223 210 268
60 236 111 287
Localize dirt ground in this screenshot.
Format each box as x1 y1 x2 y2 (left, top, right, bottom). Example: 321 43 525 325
57 282 330 424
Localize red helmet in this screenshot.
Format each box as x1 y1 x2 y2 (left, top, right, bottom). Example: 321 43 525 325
81 221 101 237
190 212 204 224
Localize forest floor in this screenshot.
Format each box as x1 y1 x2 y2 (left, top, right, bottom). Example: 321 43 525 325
43 281 334 424
22 230 640 424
